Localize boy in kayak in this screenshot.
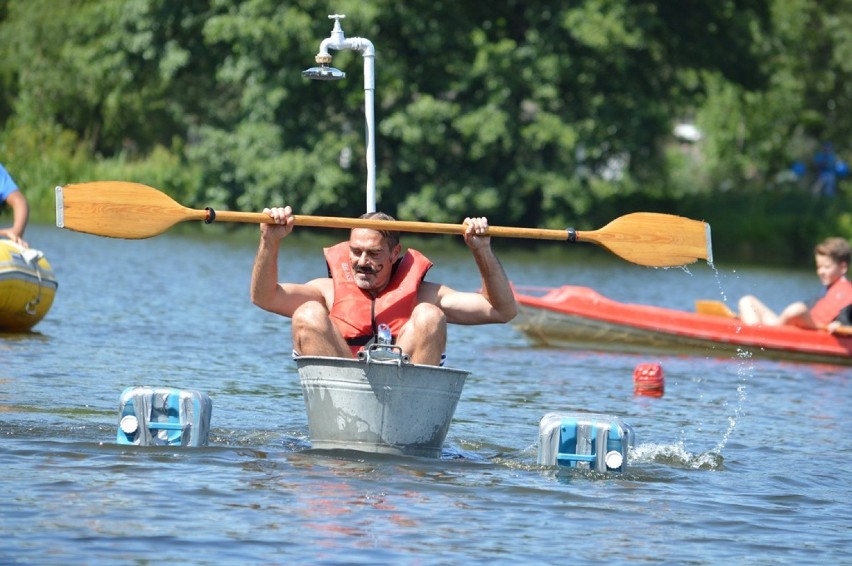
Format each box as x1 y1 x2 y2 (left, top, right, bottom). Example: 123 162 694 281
0 163 29 247
738 237 852 330
250 206 517 366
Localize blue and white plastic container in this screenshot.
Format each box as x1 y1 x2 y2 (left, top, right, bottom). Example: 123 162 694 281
116 386 212 447
537 412 635 472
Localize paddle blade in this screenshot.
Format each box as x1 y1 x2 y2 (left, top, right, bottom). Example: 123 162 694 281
695 300 737 318
56 182 205 239
577 213 712 267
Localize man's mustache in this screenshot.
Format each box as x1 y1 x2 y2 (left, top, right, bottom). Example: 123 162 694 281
355 264 383 275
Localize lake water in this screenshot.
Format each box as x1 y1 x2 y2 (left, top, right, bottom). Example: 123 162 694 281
2 222 849 565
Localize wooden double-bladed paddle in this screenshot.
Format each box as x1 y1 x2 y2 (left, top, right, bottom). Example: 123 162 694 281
55 181 713 268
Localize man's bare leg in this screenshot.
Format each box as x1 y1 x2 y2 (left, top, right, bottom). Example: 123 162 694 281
395 303 447 365
291 301 352 357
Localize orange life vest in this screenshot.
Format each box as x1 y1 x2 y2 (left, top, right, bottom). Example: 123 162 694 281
324 242 433 355
809 276 852 327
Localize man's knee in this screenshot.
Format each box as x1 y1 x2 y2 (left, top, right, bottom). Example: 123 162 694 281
397 304 447 347
396 304 447 365
409 303 446 334
291 301 351 357
292 301 331 333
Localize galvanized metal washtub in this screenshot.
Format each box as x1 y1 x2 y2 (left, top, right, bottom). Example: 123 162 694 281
296 348 469 458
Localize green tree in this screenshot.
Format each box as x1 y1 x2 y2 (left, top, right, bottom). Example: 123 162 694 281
2 0 797 240
2 0 221 156
185 1 772 226
693 0 852 191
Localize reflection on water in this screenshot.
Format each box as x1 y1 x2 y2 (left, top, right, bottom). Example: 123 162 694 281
1 223 849 564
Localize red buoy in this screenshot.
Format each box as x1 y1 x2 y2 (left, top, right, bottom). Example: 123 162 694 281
633 363 664 397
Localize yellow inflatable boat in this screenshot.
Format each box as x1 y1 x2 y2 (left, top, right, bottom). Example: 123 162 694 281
0 239 58 332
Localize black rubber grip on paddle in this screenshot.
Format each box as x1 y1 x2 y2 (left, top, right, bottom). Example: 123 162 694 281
566 228 576 242
205 207 216 224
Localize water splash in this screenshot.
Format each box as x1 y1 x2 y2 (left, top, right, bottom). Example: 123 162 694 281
705 261 737 305
706 349 752 455
630 441 724 471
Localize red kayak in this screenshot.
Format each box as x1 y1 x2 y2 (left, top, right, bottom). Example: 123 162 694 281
512 285 852 366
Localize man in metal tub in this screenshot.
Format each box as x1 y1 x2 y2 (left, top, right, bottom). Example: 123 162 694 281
250 206 517 366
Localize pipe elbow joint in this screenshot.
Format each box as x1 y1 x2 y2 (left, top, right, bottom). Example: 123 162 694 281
346 37 374 57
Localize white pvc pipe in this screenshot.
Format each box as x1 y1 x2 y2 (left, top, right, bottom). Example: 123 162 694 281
317 17 377 213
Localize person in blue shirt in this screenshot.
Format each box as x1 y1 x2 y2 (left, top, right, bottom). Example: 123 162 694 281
0 163 29 247
812 142 838 198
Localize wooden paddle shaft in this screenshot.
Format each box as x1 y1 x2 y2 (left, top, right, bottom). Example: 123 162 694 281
209 210 574 241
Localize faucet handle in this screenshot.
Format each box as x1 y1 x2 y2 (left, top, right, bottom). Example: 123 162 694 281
327 14 346 38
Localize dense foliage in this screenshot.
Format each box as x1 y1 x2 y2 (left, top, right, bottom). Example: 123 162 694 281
1 0 850 263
